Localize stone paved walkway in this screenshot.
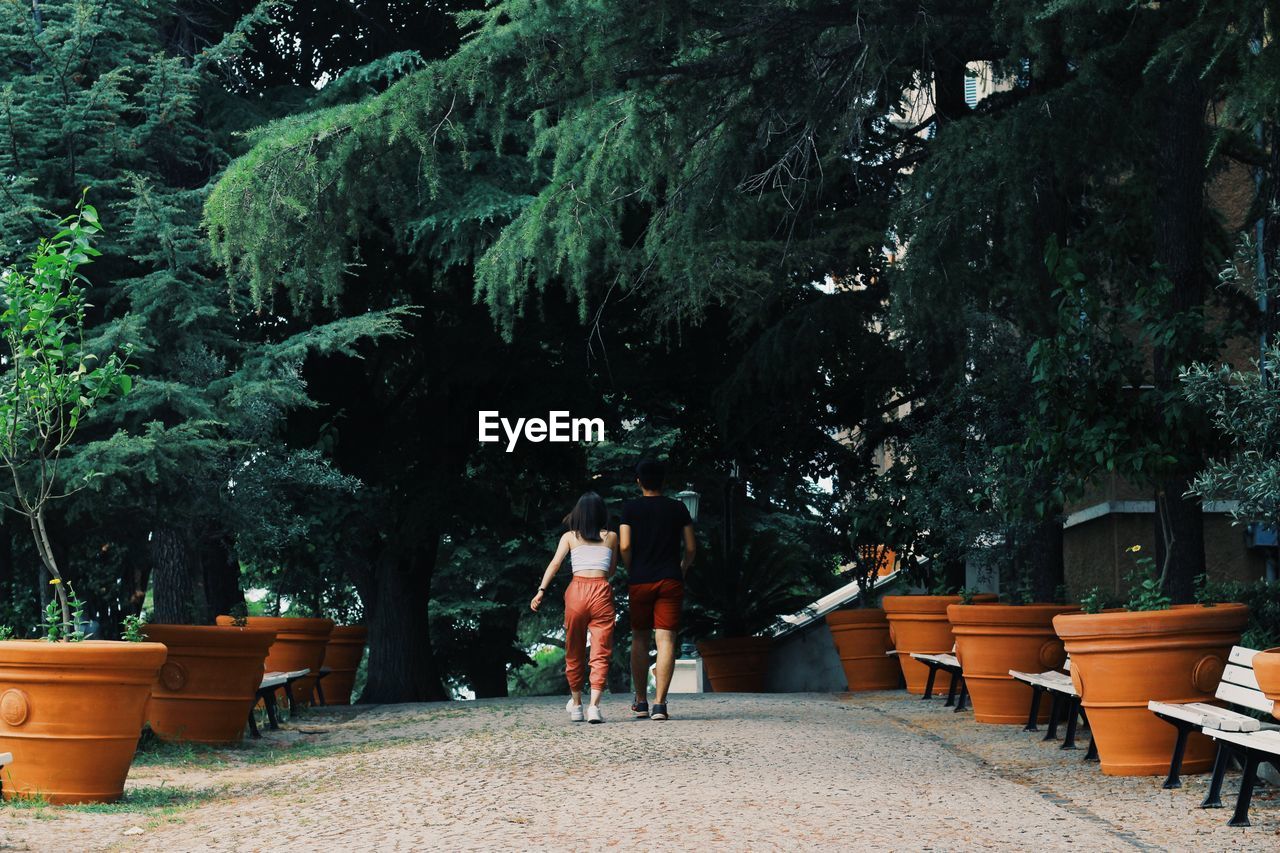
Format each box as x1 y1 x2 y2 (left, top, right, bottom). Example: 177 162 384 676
1 691 1276 851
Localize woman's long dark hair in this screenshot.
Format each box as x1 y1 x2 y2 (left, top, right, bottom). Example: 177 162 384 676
564 492 608 542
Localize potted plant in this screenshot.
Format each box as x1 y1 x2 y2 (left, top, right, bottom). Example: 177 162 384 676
883 579 998 695
947 577 1078 724
216 612 335 702
319 623 368 705
1054 541 1248 776
0 204 168 803
143 605 277 744
824 543 901 691
686 525 825 692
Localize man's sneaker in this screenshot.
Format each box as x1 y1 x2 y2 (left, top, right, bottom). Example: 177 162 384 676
567 699 584 722
631 700 650 718
650 703 669 721
587 705 604 724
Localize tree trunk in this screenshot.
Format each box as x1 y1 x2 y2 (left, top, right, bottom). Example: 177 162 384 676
465 606 519 699
200 536 243 623
151 524 206 624
1151 58 1210 603
1023 514 1065 601
359 536 448 703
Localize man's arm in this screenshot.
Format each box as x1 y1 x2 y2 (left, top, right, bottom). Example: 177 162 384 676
680 524 696 577
619 523 633 572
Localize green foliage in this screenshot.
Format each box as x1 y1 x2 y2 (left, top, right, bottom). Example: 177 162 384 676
1079 587 1106 615
121 613 145 643
44 580 86 642
0 625 13 640
1123 547 1173 612
1195 574 1280 649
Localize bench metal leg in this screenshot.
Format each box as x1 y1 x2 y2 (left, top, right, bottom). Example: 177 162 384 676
922 665 939 701
315 679 326 707
1084 732 1098 762
1228 751 1260 827
1042 694 1062 741
1202 742 1230 809
265 691 281 730
944 671 958 707
1024 686 1043 732
1060 698 1081 750
284 682 297 715
247 704 261 739
954 677 968 713
1162 719 1193 789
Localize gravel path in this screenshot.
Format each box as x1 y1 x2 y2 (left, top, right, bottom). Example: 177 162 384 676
1 691 1276 851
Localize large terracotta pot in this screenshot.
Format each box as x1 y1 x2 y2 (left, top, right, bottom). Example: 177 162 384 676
697 637 772 692
948 603 1079 724
215 615 334 703
882 594 998 694
1252 648 1280 719
0 640 167 803
318 625 367 705
1054 604 1248 776
825 609 900 691
143 625 276 744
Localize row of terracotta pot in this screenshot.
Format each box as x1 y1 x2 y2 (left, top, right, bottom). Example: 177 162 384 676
0 617 367 804
828 595 1265 778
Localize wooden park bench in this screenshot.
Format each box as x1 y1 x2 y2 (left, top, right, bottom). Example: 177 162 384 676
1201 728 1280 827
246 669 310 739
0 751 11 793
1010 658 1097 759
1148 645 1272 791
313 666 333 706
911 647 969 712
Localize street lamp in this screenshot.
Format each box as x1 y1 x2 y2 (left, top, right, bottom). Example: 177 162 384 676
674 489 700 522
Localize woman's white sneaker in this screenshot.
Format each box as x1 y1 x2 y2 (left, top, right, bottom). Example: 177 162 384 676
587 705 604 724
567 699 585 722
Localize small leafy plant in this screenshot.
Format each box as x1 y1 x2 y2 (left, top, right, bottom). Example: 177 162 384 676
44 580 87 642
1080 586 1106 614
1123 545 1172 612
958 587 977 605
0 625 13 640
0 197 133 639
121 614 146 643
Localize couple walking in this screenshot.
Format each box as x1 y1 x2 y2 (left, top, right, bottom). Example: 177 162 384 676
530 460 696 724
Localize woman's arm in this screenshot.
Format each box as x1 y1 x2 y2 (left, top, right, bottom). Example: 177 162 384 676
607 531 619 579
531 533 571 611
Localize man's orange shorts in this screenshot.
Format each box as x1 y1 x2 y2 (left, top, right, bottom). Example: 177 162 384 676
629 579 684 632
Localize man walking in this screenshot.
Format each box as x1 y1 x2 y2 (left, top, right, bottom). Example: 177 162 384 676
620 459 696 721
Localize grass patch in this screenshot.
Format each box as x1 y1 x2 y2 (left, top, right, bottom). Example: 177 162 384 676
3 784 220 816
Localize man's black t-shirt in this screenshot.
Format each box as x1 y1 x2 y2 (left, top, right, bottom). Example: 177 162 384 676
620 495 692 585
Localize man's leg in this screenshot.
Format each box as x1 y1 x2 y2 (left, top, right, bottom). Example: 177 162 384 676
653 629 678 704
631 629 651 702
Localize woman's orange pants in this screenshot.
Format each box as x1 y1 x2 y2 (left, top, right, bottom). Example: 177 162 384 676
564 576 615 691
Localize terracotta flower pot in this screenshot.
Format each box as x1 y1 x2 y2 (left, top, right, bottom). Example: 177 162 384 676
882 594 998 694
1053 603 1249 776
318 625 368 705
697 637 773 692
948 603 1079 724
825 609 900 691
0 640 167 803
143 625 276 744
215 615 334 704
1251 648 1280 719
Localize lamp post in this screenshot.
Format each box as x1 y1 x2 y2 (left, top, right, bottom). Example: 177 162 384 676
674 489 700 522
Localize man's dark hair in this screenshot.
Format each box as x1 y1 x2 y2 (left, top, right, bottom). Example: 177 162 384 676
635 459 665 491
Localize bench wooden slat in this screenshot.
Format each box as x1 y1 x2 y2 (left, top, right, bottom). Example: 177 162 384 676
1204 727 1280 754
1222 663 1260 691
0 751 11 765
1229 645 1258 667
260 674 288 689
283 668 310 679
1215 680 1275 715
1149 700 1261 732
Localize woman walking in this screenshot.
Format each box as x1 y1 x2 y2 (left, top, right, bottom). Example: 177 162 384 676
531 492 618 723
